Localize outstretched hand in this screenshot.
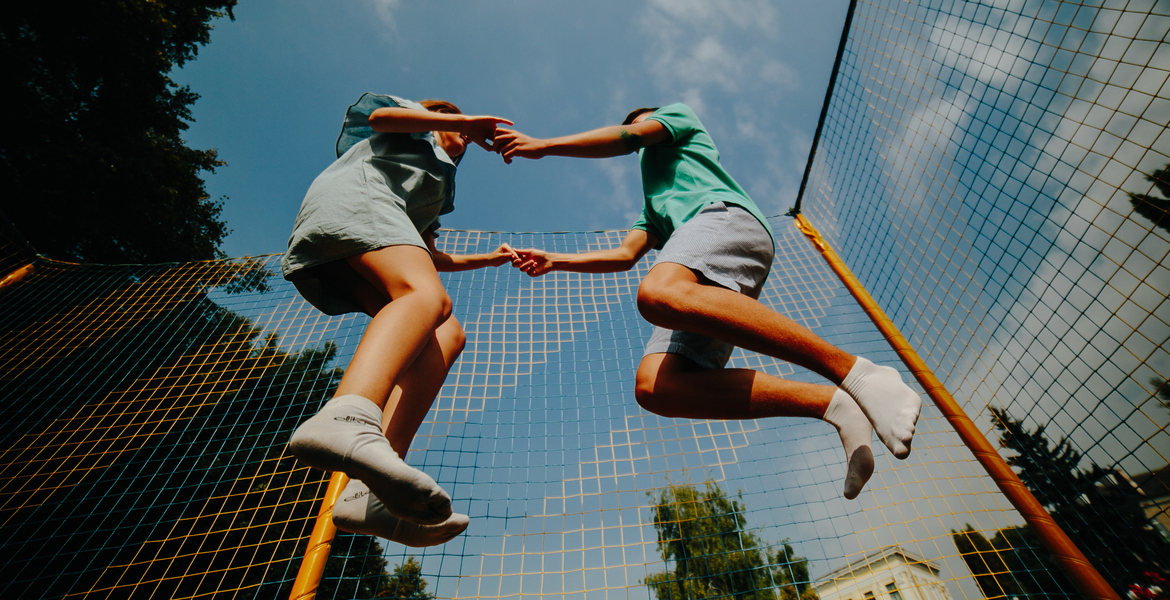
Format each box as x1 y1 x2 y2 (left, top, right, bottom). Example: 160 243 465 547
465 116 515 151
486 243 521 267
510 248 554 277
492 129 547 164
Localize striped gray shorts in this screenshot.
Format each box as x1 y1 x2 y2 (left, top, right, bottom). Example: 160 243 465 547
643 202 775 369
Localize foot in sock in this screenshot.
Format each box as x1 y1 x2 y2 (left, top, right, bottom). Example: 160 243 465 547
333 479 469 547
839 357 921 459
288 395 452 524
822 388 875 499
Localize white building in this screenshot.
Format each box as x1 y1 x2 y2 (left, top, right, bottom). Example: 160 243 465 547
815 546 952 600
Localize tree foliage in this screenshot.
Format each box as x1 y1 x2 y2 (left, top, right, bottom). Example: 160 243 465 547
1127 163 1170 236
377 557 438 600
644 482 817 600
982 407 1170 597
952 524 1068 600
0 0 236 263
313 544 435 600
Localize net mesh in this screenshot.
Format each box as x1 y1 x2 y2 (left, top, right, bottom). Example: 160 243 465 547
1 0 1168 599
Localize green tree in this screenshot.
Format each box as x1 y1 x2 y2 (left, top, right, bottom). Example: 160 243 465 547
988 407 1170 596
952 524 1068 600
377 556 438 600
770 540 817 600
644 481 816 600
0 0 236 263
1149 378 1170 412
311 541 436 600
1127 163 1170 236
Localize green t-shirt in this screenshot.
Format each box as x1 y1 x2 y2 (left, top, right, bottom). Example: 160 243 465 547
630 103 774 249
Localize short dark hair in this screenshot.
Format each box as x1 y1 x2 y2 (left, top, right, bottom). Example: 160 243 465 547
622 107 659 126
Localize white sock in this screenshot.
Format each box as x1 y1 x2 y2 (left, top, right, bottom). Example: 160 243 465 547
839 357 921 459
822 388 875 499
288 395 452 525
333 479 469 547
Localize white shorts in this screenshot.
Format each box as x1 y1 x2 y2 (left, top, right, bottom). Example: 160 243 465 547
643 202 774 369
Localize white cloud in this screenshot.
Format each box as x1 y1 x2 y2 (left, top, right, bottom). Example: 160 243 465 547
595 159 641 227
638 0 793 98
679 87 706 116
366 0 400 36
759 60 798 88
647 0 779 33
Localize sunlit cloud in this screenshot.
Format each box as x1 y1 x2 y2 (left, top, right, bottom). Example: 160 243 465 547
595 159 641 226
638 0 794 99
366 0 400 37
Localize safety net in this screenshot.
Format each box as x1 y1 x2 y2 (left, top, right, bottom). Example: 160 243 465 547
0 0 1167 599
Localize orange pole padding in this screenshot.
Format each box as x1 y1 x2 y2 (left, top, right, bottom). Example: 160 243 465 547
0 263 34 292
290 471 350 600
792 214 1120 600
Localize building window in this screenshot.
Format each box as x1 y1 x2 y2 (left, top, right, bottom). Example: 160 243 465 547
886 582 903 600
865 591 876 600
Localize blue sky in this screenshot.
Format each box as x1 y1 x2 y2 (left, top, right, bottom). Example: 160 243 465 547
169 2 1170 594
172 0 851 258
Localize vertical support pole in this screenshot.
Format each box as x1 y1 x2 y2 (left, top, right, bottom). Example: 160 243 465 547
0 263 34 292
792 213 1120 600
290 471 349 600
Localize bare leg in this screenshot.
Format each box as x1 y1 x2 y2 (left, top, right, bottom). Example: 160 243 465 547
637 263 855 383
381 315 466 456
335 246 454 408
635 353 874 498
634 352 830 420
637 262 919 459
288 246 457 524
334 321 470 545
312 255 466 455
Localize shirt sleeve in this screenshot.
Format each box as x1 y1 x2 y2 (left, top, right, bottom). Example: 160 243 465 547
645 103 699 147
336 94 425 158
630 208 664 246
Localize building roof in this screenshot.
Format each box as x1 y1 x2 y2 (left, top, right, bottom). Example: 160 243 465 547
816 546 941 588
1132 465 1170 499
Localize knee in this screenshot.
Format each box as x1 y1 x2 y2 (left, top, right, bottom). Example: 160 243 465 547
404 285 453 327
445 322 467 357
434 292 454 324
636 279 679 325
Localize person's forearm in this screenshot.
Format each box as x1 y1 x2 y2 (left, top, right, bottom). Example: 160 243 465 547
369 108 467 134
545 248 642 273
538 126 646 159
433 252 501 272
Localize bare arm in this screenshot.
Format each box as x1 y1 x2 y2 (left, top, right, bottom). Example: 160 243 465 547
493 119 671 164
512 229 658 277
368 107 513 150
425 231 520 272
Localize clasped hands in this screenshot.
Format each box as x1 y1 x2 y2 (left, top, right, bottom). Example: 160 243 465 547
458 116 545 163
485 244 555 278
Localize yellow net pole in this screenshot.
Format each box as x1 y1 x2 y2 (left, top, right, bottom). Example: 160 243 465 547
0 264 34 292
289 471 349 600
792 213 1120 600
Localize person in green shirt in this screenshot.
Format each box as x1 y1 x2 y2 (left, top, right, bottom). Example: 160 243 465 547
494 104 920 499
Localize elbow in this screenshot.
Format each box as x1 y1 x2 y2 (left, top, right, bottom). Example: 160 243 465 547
616 251 642 271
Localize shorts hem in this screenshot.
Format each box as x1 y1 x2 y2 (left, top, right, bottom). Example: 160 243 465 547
643 343 730 370
283 240 430 281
